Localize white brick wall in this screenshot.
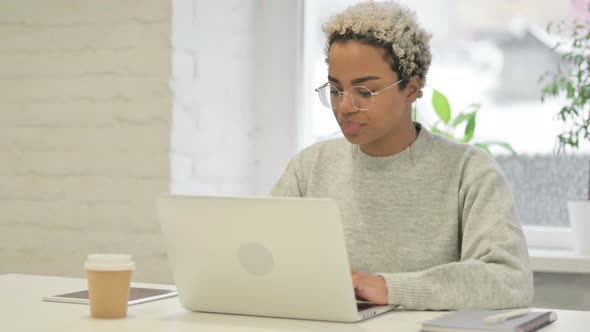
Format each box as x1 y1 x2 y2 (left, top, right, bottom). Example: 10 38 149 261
1 0 301 284
171 0 258 196
0 1 172 282
170 0 301 196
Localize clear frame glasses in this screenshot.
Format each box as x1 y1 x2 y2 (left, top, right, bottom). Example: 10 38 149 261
314 78 404 111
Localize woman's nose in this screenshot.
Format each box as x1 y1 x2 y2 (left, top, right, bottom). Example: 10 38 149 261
335 92 357 114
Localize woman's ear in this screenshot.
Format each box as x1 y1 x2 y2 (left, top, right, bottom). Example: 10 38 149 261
405 76 421 103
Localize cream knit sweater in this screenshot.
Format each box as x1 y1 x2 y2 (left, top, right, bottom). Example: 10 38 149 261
271 123 533 310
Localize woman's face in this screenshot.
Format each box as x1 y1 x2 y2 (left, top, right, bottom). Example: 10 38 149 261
327 40 420 156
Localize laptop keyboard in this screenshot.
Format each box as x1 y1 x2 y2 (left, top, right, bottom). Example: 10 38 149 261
356 301 377 311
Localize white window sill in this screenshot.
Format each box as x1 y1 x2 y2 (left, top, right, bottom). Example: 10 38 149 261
529 249 590 274
523 225 590 274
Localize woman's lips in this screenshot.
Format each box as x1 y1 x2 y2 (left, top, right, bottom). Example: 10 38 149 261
341 122 363 134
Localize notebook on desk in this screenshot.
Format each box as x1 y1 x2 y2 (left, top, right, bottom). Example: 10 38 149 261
421 309 558 332
156 194 396 322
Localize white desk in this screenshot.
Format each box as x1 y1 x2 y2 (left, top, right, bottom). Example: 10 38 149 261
3 274 589 332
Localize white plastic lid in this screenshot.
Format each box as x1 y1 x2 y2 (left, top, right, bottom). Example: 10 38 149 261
84 253 136 271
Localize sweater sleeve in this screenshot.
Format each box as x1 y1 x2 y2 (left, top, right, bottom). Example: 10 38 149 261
270 156 304 197
378 167 534 310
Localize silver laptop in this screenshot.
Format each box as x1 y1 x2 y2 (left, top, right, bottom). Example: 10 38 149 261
156 194 396 322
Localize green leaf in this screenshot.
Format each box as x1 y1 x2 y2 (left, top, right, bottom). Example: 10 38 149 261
431 121 456 139
451 112 470 127
431 126 444 135
490 142 518 155
551 82 558 95
465 103 481 113
474 143 491 154
432 89 451 125
567 82 575 98
411 107 417 121
462 112 476 143
431 121 444 133
477 141 518 155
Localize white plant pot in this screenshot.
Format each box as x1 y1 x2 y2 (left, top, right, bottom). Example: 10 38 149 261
568 200 590 253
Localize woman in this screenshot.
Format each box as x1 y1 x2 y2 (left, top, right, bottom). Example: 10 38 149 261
271 1 533 310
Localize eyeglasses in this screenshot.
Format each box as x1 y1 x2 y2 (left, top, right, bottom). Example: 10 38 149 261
314 78 404 111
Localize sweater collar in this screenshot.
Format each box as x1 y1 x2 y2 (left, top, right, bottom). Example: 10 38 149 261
353 122 435 173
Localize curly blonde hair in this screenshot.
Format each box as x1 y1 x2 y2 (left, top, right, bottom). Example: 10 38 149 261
322 1 432 95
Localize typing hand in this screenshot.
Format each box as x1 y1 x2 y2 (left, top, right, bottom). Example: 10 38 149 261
351 270 388 305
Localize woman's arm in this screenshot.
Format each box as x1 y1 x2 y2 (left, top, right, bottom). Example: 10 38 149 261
374 168 533 310
270 156 304 197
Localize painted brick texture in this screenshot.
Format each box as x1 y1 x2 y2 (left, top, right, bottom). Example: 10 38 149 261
170 0 257 196
0 0 172 282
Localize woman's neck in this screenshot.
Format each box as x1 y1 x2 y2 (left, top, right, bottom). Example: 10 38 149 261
360 122 418 157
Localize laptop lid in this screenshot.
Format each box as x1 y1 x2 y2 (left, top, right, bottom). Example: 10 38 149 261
157 194 392 322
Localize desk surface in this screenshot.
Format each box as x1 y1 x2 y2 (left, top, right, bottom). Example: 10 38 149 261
3 273 589 332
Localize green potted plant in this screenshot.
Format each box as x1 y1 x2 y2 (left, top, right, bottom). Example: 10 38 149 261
414 89 517 155
540 3 590 253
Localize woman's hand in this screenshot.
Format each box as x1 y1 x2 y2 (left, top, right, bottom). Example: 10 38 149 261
351 270 389 305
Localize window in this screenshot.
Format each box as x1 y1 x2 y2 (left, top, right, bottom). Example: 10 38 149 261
301 0 590 244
